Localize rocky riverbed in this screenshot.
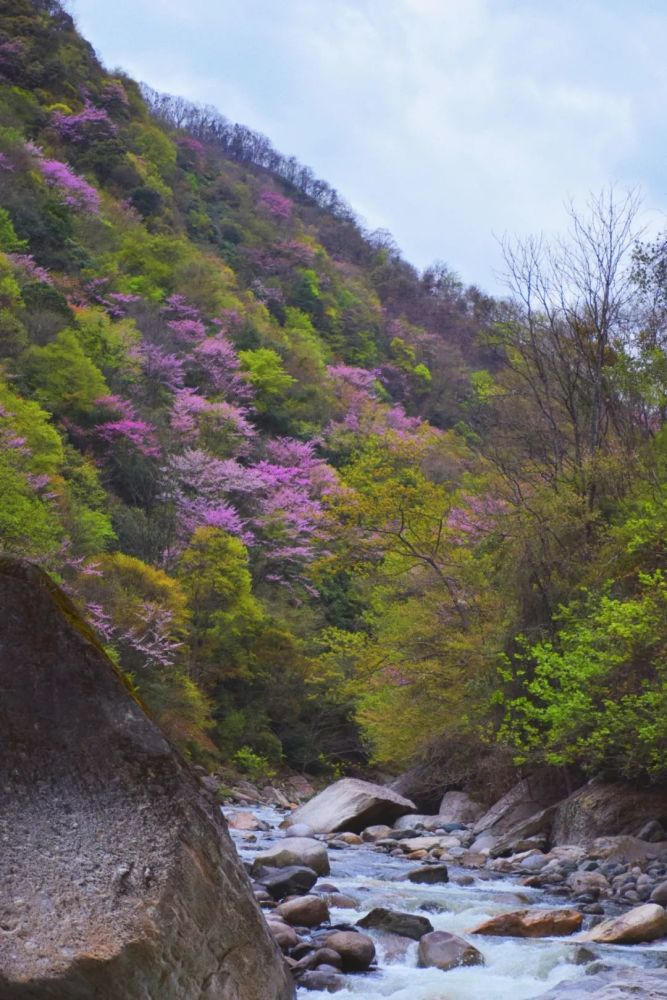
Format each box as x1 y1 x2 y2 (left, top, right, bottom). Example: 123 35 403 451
223 793 667 998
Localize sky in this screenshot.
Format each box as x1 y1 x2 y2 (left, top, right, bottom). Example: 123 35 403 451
69 0 667 292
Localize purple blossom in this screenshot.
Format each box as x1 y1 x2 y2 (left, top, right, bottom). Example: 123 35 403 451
7 254 53 285
327 364 380 392
167 318 207 343
51 102 117 142
0 152 15 171
259 189 293 219
134 343 185 392
93 396 159 457
31 149 100 214
163 294 202 321
189 332 252 400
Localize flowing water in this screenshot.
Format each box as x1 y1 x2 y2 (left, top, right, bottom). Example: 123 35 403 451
226 805 667 999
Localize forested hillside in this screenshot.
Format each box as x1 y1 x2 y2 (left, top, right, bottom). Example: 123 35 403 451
2 0 667 788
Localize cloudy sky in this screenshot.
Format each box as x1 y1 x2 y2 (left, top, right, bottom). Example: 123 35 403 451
70 0 667 291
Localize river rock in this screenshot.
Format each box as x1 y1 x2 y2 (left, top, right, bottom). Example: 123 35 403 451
276 894 330 927
408 863 449 884
587 835 667 863
469 908 582 938
268 921 300 951
0 557 294 1000
439 790 485 824
361 824 393 842
285 823 316 838
357 907 434 940
579 902 667 944
298 969 346 993
551 780 667 846
535 967 667 998
393 814 446 832
651 881 667 905
227 809 262 830
255 864 318 900
251 837 330 876
286 778 416 834
567 871 610 897
418 931 484 971
325 931 376 971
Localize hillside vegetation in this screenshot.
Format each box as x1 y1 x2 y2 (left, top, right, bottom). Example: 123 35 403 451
2 0 667 787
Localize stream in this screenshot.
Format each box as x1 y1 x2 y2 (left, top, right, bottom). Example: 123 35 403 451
226 804 667 999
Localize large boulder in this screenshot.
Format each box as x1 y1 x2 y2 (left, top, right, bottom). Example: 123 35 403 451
468 908 582 938
439 791 484 824
286 778 415 834
536 968 667 999
578 903 667 944
251 838 330 876
254 865 318 900
473 775 568 837
389 765 446 813
0 557 293 1000
551 780 667 846
417 931 484 971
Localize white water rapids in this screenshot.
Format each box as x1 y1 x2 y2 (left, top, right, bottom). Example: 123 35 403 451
226 805 667 999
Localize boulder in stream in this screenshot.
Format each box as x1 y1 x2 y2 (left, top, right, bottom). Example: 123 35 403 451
469 908 582 938
578 902 667 944
325 931 376 972
357 907 434 940
286 778 416 833
0 557 293 1000
251 837 330 876
418 931 484 971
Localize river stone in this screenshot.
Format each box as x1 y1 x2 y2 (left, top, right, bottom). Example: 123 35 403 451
255 864 318 900
567 871 610 897
535 967 667 998
473 775 567 837
0 557 294 1000
276 894 330 927
408 863 450 884
579 902 667 944
251 837 330 876
587 835 667 863
325 931 376 971
357 907 434 940
287 778 416 834
298 969 346 993
469 908 582 938
418 931 484 971
268 922 300 951
439 790 485 824
393 814 445 832
284 823 316 838
651 881 667 905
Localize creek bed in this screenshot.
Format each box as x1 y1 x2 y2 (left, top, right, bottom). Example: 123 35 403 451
226 805 667 999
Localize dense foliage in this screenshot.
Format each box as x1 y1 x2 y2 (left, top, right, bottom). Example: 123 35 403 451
2 0 667 783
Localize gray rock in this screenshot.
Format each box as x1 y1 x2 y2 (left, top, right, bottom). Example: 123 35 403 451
439 790 485 824
252 837 330 876
418 931 484 971
638 819 667 843
357 907 433 940
536 967 667 998
255 864 318 900
407 864 449 884
285 823 316 838
298 970 346 993
286 778 416 834
0 557 294 1000
651 880 667 905
551 780 667 846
